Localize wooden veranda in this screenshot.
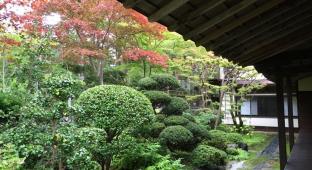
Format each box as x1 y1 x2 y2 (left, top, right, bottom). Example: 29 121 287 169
118 0 312 169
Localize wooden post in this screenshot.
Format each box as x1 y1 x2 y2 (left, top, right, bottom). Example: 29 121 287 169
295 80 301 130
276 73 287 170
287 76 295 151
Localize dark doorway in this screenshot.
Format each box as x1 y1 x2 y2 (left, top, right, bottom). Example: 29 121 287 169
298 91 312 129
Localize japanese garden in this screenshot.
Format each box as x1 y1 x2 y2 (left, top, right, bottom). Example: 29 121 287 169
0 0 291 170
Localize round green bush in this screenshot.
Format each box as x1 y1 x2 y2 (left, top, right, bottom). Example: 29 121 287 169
143 91 171 109
150 74 180 90
155 114 166 122
191 145 227 168
185 122 210 142
103 68 126 85
150 122 166 138
164 116 189 126
138 77 158 90
182 112 196 122
162 97 189 115
76 85 154 131
216 124 232 133
206 130 228 150
159 125 194 151
226 133 243 144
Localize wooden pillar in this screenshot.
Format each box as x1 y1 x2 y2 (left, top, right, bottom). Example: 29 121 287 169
276 73 287 170
295 80 300 130
287 76 295 151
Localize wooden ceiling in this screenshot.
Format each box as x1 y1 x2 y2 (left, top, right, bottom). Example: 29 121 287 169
118 0 312 78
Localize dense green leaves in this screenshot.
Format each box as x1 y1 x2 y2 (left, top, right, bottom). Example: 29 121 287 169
191 144 227 168
150 74 180 90
162 97 189 115
138 77 158 90
76 85 154 130
159 125 194 151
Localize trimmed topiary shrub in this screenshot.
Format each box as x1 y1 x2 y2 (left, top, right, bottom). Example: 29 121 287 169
216 124 232 133
76 85 154 135
191 145 227 169
143 91 171 110
205 130 228 150
150 74 180 90
205 130 244 151
76 85 154 169
226 133 243 144
103 68 126 85
185 122 210 142
162 97 189 115
159 125 194 151
138 77 158 90
150 122 166 138
155 114 166 122
182 112 196 122
164 116 189 126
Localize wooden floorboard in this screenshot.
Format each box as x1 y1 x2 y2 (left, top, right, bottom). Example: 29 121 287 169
285 112 312 169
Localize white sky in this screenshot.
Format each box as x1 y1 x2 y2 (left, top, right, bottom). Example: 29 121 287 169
3 4 61 26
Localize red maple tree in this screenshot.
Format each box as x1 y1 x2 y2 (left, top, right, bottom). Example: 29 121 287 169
123 47 168 76
20 0 166 84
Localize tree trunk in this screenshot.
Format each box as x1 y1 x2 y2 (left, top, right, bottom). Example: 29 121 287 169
98 59 104 85
143 60 146 77
237 101 244 127
149 65 152 76
51 119 57 168
229 93 238 126
105 159 111 170
214 91 224 129
2 55 5 92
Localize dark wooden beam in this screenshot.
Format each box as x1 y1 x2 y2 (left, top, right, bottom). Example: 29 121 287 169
214 0 310 52
222 9 312 56
149 0 190 22
287 76 295 151
185 0 257 38
198 0 283 45
123 0 143 8
240 23 312 65
234 16 312 63
275 73 287 170
169 0 226 31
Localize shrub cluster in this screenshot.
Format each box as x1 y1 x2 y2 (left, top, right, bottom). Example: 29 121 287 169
185 122 210 142
149 122 166 138
191 144 227 168
103 68 126 85
138 77 158 90
143 91 171 109
150 74 180 90
162 97 189 115
205 130 243 150
159 125 194 151
164 116 190 126
138 74 180 91
182 112 196 122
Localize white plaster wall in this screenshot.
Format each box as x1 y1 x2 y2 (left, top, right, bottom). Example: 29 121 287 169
223 117 299 128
